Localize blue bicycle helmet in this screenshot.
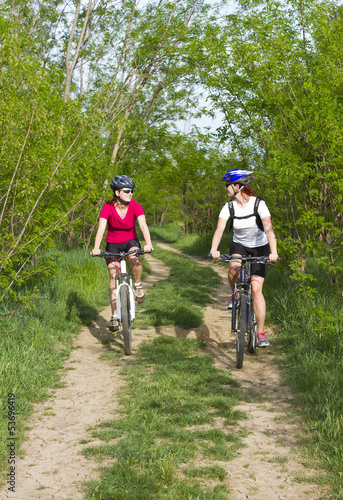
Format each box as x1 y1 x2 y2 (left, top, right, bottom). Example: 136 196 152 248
110 175 136 191
220 169 253 186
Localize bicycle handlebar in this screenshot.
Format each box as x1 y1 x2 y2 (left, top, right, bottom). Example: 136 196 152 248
208 253 280 263
91 249 152 259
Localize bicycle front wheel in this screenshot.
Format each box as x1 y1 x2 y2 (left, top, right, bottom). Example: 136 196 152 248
236 293 247 369
120 286 132 355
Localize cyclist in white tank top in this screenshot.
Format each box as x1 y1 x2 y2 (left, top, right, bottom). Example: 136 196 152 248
210 169 278 347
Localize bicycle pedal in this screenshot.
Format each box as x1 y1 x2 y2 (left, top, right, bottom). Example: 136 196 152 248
109 324 120 333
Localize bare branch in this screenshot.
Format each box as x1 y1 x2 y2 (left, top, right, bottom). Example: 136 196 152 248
0 103 36 229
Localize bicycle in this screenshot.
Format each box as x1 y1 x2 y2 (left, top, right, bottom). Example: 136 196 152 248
91 248 151 355
209 254 271 369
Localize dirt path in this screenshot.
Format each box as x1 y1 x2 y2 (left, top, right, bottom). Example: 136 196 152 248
1 248 325 499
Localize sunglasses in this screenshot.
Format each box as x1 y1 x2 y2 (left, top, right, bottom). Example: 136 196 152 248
121 189 134 194
225 183 232 188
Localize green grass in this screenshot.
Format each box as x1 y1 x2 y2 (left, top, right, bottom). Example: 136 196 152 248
83 336 241 499
149 223 184 244
135 245 221 330
0 247 111 484
148 224 232 259
2 222 341 496
263 260 343 496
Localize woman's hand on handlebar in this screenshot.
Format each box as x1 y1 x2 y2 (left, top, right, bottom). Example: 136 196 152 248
269 253 279 262
144 244 153 253
91 248 101 256
210 250 221 260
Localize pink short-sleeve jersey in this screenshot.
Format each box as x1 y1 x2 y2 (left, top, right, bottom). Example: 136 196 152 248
100 200 145 243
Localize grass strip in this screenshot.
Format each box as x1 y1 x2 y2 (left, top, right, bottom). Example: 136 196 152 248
83 336 244 499
135 245 222 330
149 226 336 493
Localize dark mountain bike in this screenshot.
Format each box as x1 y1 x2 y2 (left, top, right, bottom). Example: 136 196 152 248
92 249 150 355
210 254 271 369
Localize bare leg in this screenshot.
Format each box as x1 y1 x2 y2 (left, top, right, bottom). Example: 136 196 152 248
108 263 120 316
128 247 143 283
251 275 266 333
228 254 242 292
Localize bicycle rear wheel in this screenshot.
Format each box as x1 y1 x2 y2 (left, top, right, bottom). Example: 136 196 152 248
248 308 257 354
236 293 247 369
120 286 132 355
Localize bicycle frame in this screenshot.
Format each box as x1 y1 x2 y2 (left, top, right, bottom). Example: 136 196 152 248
231 259 253 334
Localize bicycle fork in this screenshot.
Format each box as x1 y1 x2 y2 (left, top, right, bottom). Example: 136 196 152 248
115 258 136 325
231 284 251 332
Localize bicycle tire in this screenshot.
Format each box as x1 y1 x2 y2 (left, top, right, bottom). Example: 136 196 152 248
248 308 257 354
236 293 247 369
120 286 132 355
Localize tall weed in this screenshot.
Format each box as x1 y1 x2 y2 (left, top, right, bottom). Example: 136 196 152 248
264 261 343 495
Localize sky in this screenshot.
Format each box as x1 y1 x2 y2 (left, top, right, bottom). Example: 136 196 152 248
176 0 238 134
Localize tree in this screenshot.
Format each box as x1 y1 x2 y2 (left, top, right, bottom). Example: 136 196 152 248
0 0 220 300
199 0 343 283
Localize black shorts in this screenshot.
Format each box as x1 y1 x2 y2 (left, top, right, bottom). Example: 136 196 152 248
105 239 141 266
229 242 270 278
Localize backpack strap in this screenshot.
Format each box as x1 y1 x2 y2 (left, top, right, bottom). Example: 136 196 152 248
228 197 265 233
228 201 234 231
254 197 265 232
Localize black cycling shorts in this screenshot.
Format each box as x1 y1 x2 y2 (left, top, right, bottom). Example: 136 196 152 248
229 242 270 278
105 239 141 266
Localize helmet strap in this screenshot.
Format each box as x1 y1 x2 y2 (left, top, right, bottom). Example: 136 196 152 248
117 196 129 206
233 185 244 196
232 185 245 205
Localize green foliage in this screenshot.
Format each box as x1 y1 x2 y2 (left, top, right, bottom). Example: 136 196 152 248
83 336 240 499
200 0 343 284
125 133 230 233
0 18 109 299
0 0 228 300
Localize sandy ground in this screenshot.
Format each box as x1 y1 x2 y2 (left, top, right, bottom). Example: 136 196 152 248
0 247 326 499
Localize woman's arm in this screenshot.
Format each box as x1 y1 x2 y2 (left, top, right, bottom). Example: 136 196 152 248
137 215 153 252
92 217 107 255
262 216 278 261
210 217 227 259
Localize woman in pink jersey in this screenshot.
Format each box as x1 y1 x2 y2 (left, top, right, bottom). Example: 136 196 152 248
92 175 153 332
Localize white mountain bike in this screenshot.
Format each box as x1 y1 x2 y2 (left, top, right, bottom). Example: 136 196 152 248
92 249 150 355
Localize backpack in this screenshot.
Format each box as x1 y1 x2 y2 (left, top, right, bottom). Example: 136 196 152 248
228 197 265 232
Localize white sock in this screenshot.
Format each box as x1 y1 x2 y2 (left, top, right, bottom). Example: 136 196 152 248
135 282 141 287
